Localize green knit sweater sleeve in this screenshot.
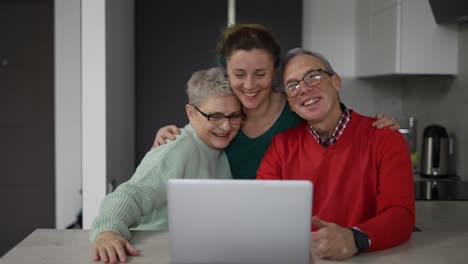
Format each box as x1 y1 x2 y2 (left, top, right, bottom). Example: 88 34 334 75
89 128 198 242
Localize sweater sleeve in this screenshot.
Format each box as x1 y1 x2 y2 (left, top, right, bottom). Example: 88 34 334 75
256 135 283 180
89 141 192 242
355 129 415 251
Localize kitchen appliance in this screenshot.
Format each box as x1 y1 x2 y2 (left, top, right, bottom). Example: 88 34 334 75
399 117 418 172
421 125 450 177
414 174 468 201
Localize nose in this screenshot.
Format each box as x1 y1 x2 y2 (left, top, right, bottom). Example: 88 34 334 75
299 81 314 95
219 117 232 130
243 75 255 90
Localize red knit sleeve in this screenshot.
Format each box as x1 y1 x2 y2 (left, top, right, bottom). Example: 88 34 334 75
256 135 284 180
355 129 415 251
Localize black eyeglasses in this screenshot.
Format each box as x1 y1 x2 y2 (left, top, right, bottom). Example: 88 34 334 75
283 69 333 98
193 105 245 125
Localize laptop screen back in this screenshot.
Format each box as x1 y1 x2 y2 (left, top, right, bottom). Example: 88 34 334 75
168 179 313 264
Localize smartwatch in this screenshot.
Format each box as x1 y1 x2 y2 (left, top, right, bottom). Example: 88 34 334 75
350 227 371 254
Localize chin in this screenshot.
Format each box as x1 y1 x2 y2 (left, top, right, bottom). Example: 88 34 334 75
239 99 259 110
208 138 231 149
209 143 229 150
295 106 326 120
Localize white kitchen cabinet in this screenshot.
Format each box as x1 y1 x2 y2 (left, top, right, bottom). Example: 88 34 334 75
356 0 458 77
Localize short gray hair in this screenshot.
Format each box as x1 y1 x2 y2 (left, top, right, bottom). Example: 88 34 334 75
186 67 233 107
281 48 336 80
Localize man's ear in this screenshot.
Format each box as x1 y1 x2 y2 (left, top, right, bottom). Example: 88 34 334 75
186 104 194 121
331 73 342 93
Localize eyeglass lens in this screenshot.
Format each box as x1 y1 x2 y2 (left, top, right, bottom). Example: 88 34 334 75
285 69 331 97
194 106 244 125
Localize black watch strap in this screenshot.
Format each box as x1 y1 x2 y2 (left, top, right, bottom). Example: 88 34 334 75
350 228 370 254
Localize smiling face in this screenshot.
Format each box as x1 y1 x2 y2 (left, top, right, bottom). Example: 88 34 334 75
187 94 242 149
226 49 275 110
282 54 342 125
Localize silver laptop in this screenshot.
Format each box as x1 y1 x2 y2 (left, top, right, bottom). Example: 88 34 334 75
167 179 313 264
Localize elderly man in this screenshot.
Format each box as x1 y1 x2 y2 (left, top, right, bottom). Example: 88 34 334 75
257 48 415 260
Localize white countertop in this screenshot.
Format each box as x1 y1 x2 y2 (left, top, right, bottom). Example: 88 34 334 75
1 201 468 264
415 201 468 232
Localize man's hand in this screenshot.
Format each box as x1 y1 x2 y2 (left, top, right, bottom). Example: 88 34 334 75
92 231 139 264
311 216 358 260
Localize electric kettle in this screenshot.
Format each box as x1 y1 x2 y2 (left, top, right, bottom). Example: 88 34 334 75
420 125 449 177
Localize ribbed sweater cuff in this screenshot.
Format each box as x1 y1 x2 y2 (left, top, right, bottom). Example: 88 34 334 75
89 222 131 243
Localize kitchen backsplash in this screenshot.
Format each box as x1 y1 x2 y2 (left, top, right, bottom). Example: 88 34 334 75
339 24 468 181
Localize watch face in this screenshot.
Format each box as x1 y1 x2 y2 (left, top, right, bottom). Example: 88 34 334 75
351 228 370 252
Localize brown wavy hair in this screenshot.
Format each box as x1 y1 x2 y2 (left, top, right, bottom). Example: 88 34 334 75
216 24 281 71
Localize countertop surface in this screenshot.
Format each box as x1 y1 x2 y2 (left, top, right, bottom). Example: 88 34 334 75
1 201 468 264
415 201 468 231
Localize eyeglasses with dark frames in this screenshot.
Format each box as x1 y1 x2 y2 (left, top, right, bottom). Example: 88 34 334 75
192 105 245 125
283 69 333 98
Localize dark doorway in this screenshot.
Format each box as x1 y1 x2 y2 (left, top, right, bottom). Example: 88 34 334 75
135 0 228 163
135 0 302 163
0 0 55 256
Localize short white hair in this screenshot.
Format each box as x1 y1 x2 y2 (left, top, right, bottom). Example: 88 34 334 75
187 67 233 107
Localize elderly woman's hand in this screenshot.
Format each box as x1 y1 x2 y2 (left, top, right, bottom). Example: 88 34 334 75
92 231 139 263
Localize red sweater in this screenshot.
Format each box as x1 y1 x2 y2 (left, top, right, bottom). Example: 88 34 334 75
257 112 415 251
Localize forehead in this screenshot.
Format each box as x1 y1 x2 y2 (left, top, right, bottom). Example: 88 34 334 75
283 55 326 81
227 49 274 69
199 94 240 109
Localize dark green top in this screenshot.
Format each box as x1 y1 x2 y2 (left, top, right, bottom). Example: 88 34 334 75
225 103 303 179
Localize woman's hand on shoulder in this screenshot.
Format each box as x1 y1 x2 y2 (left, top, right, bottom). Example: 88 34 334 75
92 231 139 263
372 114 400 130
152 125 181 149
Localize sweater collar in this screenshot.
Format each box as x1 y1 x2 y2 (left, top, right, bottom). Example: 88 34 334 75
307 103 352 148
184 124 224 159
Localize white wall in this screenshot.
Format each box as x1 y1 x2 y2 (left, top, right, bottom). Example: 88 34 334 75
302 0 404 117
55 0 135 229
303 0 465 180
81 0 108 229
54 0 83 229
401 24 468 180
302 0 357 78
81 0 136 229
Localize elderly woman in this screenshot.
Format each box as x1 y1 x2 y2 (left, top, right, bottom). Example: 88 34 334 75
90 67 244 263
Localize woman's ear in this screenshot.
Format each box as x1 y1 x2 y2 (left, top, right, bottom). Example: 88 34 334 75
186 104 194 121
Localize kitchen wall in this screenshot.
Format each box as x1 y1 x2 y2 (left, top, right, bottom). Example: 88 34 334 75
340 78 404 120
303 0 466 180
401 23 468 181
303 0 405 122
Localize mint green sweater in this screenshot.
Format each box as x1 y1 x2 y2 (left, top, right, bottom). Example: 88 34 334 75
90 124 232 242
